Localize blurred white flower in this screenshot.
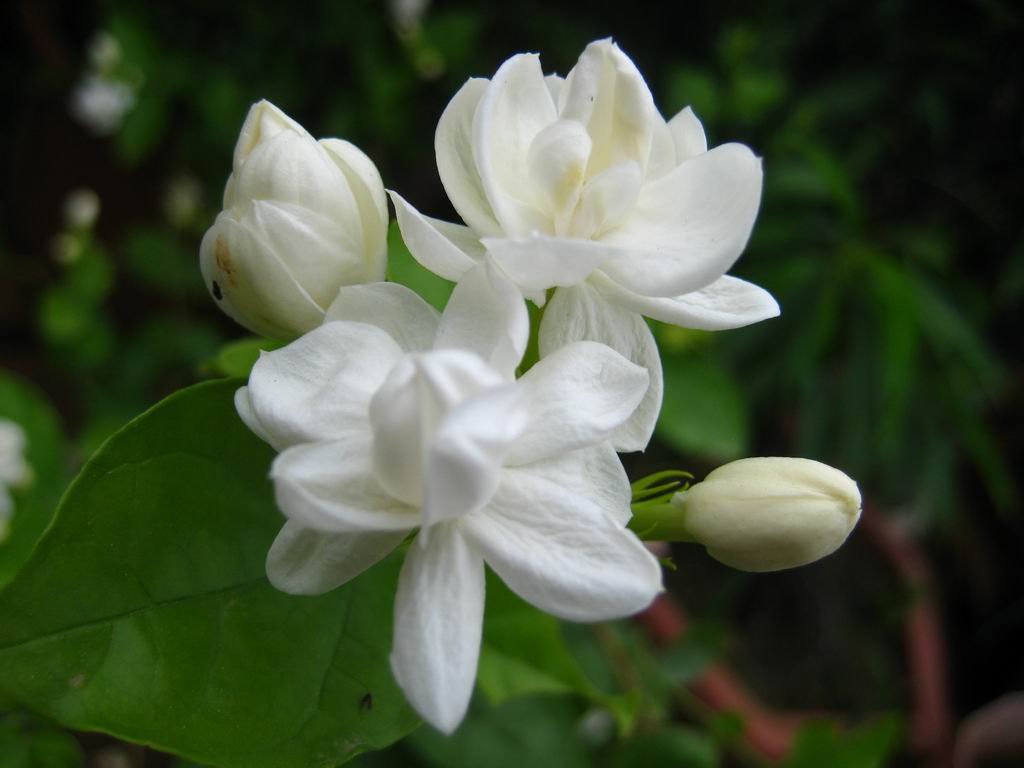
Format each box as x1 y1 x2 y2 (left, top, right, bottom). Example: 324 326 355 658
390 0 430 31
63 188 101 230
200 100 388 339
163 173 203 228
87 31 122 72
392 38 779 451
671 457 862 572
0 420 32 544
71 75 136 136
238 263 662 732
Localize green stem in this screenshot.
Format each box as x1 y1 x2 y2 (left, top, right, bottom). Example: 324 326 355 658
628 501 696 542
517 292 549 375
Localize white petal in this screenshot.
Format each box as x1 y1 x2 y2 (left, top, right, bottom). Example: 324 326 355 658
472 54 557 236
200 213 324 339
319 138 389 280
600 143 763 298
265 520 407 595
233 100 310 170
272 436 421 532
594 272 779 331
668 106 707 163
234 131 359 226
559 40 656 177
435 78 504 237
434 260 528 380
481 234 617 293
538 282 662 452
326 282 440 353
645 116 678 180
247 200 368 305
390 191 481 282
462 472 662 621
391 523 484 734
422 385 529 528
508 339 649 464
508 442 632 525
544 73 565 104
369 350 506 507
570 161 642 239
526 119 591 226
245 321 405 449
234 386 276 448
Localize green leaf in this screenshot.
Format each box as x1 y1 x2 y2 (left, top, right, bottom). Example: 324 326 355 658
659 622 727 685
656 355 749 461
0 372 67 588
0 380 418 767
386 222 454 311
208 337 284 379
121 228 204 299
0 711 83 768
478 576 639 734
780 716 902 768
611 726 718 768
477 575 593 704
408 694 590 768
115 89 168 165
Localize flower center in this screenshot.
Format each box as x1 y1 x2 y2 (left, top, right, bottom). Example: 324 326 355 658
368 349 505 507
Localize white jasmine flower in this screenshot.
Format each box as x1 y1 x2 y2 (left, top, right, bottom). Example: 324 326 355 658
237 263 663 732
392 38 779 451
70 75 136 136
0 420 32 543
200 100 388 340
671 457 862 572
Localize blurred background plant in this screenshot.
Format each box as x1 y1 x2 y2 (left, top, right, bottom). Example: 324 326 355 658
2 1 1021 766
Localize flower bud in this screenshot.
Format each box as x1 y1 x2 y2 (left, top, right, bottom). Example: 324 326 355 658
671 457 861 572
200 100 387 339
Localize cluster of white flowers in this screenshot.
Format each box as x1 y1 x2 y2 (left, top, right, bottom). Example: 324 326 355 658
201 39 861 733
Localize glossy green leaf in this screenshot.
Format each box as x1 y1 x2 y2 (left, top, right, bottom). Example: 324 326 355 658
0 380 418 767
0 372 67 588
656 355 749 461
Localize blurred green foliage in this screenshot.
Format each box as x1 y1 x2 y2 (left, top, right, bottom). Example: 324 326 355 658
2 0 1021 765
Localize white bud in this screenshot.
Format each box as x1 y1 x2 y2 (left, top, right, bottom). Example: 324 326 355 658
672 457 862 572
200 100 388 339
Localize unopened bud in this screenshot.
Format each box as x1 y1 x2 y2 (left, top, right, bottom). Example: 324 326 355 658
670 457 861 572
200 100 388 339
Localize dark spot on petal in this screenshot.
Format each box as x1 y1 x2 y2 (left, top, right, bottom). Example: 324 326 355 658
212 281 223 300
360 692 373 711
